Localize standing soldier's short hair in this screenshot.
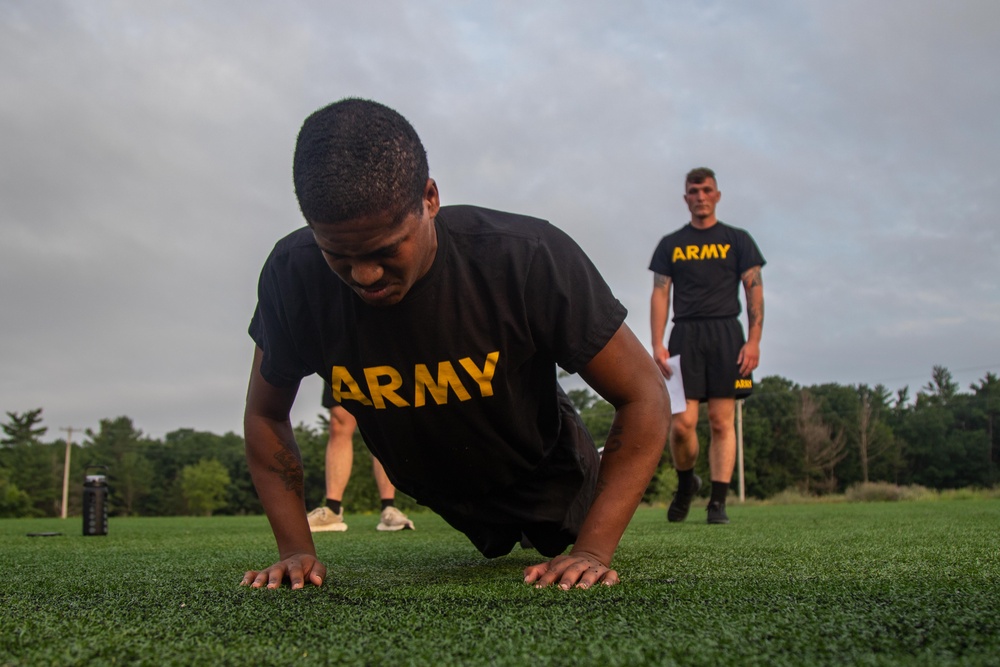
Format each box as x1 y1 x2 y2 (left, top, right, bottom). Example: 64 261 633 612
685 167 717 186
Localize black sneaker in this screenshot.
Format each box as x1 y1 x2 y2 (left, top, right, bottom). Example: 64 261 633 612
667 474 702 523
707 501 730 524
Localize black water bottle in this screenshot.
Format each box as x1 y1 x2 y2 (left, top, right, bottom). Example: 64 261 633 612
82 466 109 536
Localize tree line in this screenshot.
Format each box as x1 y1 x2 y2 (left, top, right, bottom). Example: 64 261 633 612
1 365 996 518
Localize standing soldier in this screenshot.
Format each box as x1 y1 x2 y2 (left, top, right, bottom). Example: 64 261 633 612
649 167 765 524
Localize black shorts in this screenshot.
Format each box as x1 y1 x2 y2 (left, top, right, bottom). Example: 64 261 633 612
433 455 598 559
427 391 600 559
436 514 580 559
668 318 753 401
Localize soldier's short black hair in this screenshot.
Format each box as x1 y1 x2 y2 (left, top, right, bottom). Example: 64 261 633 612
293 98 429 225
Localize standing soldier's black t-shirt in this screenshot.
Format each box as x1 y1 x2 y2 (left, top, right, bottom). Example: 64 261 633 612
648 221 766 321
249 205 626 526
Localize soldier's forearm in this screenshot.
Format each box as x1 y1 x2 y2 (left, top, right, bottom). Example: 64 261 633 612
245 415 315 558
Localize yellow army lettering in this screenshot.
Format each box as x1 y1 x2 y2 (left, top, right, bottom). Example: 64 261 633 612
330 351 500 409
672 243 730 262
734 378 752 390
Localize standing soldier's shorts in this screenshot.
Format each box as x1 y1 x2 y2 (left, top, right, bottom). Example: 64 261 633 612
668 318 753 401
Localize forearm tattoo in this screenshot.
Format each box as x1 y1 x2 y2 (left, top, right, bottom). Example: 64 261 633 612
603 424 624 455
268 447 304 499
743 267 764 330
748 301 763 330
743 266 763 289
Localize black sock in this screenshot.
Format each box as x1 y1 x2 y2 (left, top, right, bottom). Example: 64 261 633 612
380 499 395 511
676 468 696 495
326 499 342 514
710 481 729 505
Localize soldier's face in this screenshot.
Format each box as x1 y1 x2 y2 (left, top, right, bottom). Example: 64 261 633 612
311 179 440 307
684 178 721 220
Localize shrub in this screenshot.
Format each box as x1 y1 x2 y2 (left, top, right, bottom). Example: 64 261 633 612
845 482 906 502
0 476 34 518
938 487 992 501
764 488 842 505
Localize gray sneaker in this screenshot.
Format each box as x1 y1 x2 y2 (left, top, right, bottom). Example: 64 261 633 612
376 506 415 532
307 506 348 532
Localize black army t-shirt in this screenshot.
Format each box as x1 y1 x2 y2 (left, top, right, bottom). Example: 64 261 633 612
648 221 766 320
249 205 626 523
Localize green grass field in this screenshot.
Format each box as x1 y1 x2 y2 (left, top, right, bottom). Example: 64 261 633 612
2 500 998 666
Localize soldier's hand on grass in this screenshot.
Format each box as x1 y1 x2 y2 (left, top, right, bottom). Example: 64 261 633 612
523 551 619 590
241 553 327 590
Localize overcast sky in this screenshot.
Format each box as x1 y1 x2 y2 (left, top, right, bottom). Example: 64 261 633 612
2 1 998 440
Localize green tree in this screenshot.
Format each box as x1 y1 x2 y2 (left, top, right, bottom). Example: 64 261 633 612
578 398 615 448
0 467 33 518
893 367 993 489
83 417 154 516
179 458 231 516
566 388 599 412
940 371 997 488
741 376 802 498
893 386 911 412
295 418 331 508
1 408 47 445
210 430 261 516
797 390 847 494
922 365 959 405
144 429 258 516
807 383 859 490
0 409 59 516
969 373 999 485
856 384 899 484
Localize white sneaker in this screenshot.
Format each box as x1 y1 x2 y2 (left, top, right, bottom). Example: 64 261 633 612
376 506 415 532
307 506 348 532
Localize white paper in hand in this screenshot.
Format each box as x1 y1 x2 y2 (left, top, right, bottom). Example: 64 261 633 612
665 355 687 414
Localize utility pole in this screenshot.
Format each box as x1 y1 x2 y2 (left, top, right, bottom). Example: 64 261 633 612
60 427 78 519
